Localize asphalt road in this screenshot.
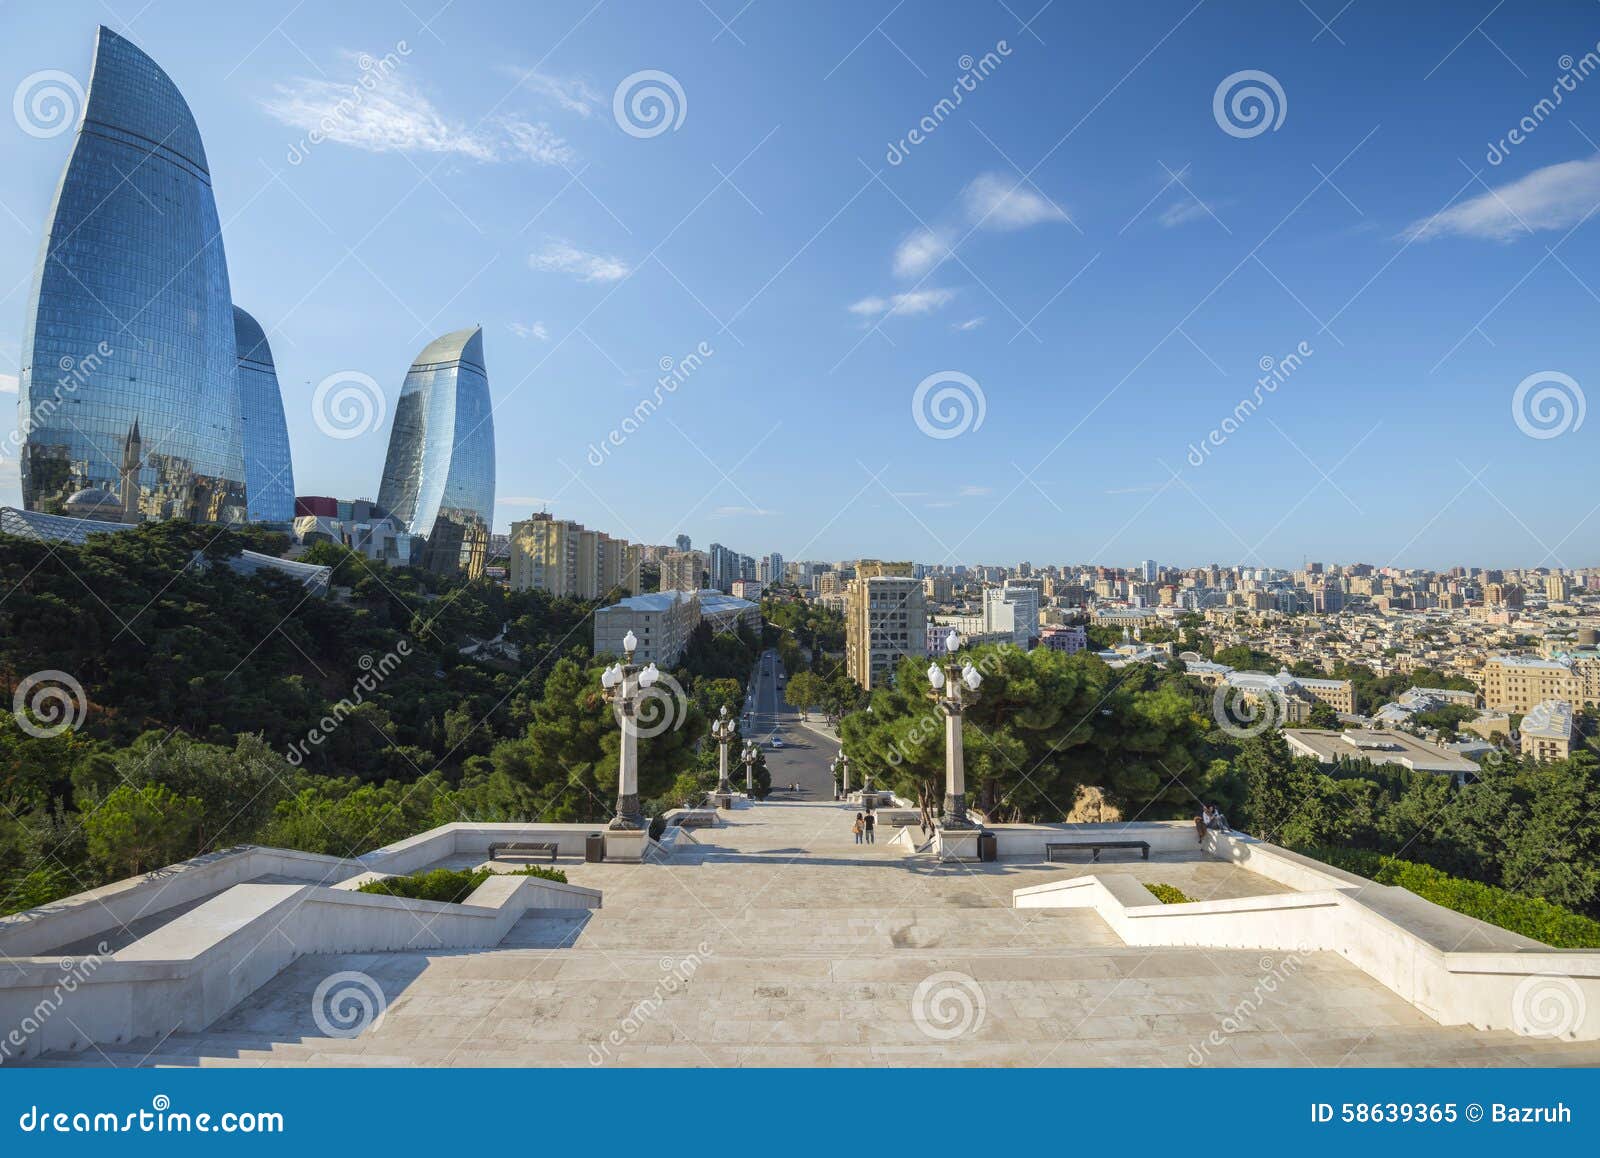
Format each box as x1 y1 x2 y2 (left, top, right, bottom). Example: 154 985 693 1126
743 648 839 801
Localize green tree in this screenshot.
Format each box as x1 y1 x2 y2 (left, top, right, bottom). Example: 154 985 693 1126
84 783 205 877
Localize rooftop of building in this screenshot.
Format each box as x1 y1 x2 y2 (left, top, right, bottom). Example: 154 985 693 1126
1283 727 1481 775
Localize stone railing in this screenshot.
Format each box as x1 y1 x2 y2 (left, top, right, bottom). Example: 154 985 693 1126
1014 839 1600 1042
0 871 600 1062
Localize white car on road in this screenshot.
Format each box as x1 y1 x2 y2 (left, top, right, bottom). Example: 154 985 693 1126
768 736 784 749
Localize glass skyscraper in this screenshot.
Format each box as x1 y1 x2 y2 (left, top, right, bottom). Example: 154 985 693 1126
233 308 296 525
19 27 250 524
376 326 496 577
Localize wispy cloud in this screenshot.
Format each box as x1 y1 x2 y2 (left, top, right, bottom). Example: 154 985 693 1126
893 227 951 278
508 321 550 341
1404 155 1600 241
530 239 631 282
958 484 992 496
951 316 986 332
263 55 573 165
963 171 1069 229
713 505 777 517
0 373 17 393
1158 199 1215 228
847 288 956 318
503 68 603 118
1103 483 1163 495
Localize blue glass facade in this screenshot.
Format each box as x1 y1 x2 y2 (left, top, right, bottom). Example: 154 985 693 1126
19 27 246 523
233 308 296 525
376 327 495 577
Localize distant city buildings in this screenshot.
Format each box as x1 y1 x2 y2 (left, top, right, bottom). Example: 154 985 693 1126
506 512 642 600
293 496 411 567
1521 700 1577 762
593 589 760 666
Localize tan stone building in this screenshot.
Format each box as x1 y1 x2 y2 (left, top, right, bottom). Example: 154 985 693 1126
846 575 927 689
509 514 640 599
1483 655 1583 713
1520 699 1576 762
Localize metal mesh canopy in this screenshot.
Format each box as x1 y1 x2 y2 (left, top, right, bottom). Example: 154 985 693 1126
0 506 330 593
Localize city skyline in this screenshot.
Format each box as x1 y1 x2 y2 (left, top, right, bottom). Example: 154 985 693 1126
2 4 1597 569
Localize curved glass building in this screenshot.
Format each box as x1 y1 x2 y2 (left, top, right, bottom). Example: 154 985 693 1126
19 27 246 523
376 326 495 577
233 308 296 525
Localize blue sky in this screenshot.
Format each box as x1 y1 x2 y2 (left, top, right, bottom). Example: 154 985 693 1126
1 0 1597 570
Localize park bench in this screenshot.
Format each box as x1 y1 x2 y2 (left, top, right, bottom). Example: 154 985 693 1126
1045 840 1150 863
487 840 558 863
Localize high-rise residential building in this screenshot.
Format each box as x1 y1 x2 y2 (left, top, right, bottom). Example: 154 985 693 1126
20 27 251 524
1140 559 1158 582
376 326 495 578
660 549 706 592
508 513 641 599
1546 574 1572 603
983 582 1040 647
845 575 927 689
233 308 295 525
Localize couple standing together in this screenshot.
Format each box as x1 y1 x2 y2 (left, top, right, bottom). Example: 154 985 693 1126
852 811 875 844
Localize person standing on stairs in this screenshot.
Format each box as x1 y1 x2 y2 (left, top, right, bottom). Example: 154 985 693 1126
852 813 865 844
863 809 876 844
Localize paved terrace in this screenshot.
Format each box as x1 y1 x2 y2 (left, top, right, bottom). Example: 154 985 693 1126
30 798 1600 1068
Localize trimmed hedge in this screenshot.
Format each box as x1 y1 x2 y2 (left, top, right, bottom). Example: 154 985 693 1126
357 864 568 904
1299 846 1600 949
1145 882 1195 905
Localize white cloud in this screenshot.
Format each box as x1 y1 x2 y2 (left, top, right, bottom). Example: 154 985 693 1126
262 56 573 165
1405 155 1600 241
951 316 986 332
508 321 549 341
893 228 951 278
505 69 603 118
500 118 576 166
530 239 631 283
1158 199 1214 228
958 485 992 497
713 505 776 517
963 171 1069 229
0 373 17 393
847 288 956 318
496 495 553 505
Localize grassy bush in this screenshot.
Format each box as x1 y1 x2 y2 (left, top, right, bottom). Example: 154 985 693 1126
357 864 567 904
1144 882 1195 904
1299 846 1600 949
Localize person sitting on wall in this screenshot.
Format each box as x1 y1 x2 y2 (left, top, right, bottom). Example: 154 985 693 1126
1195 803 1230 845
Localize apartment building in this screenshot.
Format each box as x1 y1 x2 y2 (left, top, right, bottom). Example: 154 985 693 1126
508 513 641 599
846 575 927 688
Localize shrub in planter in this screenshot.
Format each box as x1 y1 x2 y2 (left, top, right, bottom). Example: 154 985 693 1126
358 864 567 903
1144 882 1195 904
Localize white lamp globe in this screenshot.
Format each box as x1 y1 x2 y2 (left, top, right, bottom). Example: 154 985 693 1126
927 663 945 689
623 630 638 653
944 629 960 655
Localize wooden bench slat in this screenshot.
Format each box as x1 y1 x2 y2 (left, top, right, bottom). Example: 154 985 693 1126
1044 840 1151 863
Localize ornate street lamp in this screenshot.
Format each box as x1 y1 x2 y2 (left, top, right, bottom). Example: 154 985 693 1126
740 740 758 791
927 628 982 831
710 705 737 796
831 750 851 796
600 629 660 830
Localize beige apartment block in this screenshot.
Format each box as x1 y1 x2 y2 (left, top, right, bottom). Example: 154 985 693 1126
510 514 642 599
846 575 927 688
